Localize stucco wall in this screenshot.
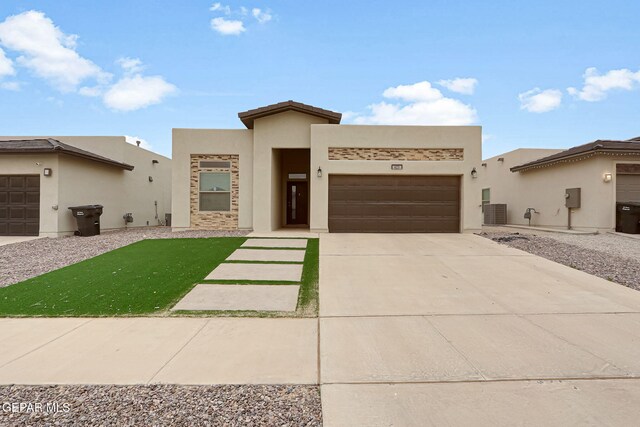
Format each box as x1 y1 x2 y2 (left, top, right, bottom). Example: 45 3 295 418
479 148 640 231
310 125 483 233
0 136 172 236
252 111 329 232
171 129 253 230
56 155 127 233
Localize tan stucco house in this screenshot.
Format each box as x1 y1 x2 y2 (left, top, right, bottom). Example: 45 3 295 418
479 137 640 231
172 100 482 233
0 136 171 237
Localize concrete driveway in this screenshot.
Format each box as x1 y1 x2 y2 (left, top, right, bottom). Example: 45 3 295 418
319 233 640 426
0 236 42 247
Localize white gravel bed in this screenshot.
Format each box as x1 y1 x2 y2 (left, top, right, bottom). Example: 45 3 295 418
479 230 640 291
0 384 321 426
0 227 249 288
483 226 640 261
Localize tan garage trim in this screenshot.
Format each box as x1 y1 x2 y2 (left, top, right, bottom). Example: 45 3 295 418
328 175 461 233
190 154 239 229
328 147 464 161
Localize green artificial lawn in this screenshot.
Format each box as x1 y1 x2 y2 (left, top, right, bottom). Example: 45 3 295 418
0 238 245 316
0 237 321 318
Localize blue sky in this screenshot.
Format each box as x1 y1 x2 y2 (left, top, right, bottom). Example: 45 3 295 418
0 1 638 158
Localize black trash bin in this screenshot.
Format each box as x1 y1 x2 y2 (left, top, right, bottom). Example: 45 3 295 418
68 205 104 236
616 202 640 234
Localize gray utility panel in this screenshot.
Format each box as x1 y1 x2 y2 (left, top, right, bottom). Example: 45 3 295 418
565 188 581 208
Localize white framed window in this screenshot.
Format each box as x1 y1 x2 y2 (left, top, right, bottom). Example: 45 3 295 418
199 172 231 211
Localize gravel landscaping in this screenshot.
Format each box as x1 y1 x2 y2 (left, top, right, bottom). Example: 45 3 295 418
0 227 249 288
0 384 321 426
479 227 640 291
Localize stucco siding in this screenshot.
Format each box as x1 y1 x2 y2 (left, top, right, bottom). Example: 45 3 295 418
56 155 126 233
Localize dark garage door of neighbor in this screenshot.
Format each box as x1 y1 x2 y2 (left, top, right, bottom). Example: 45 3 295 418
328 175 460 233
0 175 40 236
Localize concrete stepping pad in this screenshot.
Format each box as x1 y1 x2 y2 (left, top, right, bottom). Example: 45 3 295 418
172 284 300 312
227 248 306 262
242 238 308 249
205 263 303 282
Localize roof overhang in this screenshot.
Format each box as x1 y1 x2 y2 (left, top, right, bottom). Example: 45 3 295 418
238 100 342 129
511 147 640 172
0 139 135 170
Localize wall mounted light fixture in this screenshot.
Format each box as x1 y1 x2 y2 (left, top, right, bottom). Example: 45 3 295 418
603 172 612 182
152 159 159 164
43 168 52 177
471 167 478 179
148 176 154 182
317 167 323 178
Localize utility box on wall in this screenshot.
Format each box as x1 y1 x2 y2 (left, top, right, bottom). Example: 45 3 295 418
565 188 581 208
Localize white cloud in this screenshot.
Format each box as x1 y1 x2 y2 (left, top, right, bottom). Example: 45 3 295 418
0 47 14 77
518 88 562 113
125 135 152 150
78 85 103 97
383 81 443 102
211 17 246 35
349 80 478 126
1 81 20 91
103 74 176 112
252 8 272 24
116 57 144 75
567 67 640 102
0 10 109 92
210 3 231 14
437 77 478 95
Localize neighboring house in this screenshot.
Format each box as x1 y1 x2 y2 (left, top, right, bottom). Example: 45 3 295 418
0 137 171 237
172 100 482 233
479 137 640 231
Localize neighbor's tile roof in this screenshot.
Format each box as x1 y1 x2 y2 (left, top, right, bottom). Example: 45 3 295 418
510 137 640 172
238 100 342 129
0 138 135 170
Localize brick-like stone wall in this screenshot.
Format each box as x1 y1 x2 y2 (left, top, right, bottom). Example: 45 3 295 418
190 154 239 229
328 147 464 161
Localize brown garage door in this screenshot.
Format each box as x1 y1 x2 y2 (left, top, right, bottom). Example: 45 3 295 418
0 175 40 236
328 175 460 233
617 174 640 202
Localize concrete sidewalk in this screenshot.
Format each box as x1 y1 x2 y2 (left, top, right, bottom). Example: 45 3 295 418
319 233 640 426
0 317 317 385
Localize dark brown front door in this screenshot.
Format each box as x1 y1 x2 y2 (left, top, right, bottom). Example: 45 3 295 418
286 181 308 225
0 175 40 236
328 175 460 233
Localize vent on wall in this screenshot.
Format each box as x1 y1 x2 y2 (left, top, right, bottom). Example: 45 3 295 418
483 204 507 225
200 161 230 169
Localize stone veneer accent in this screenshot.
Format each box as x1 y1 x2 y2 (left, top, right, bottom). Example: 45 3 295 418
328 147 464 161
190 154 239 230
